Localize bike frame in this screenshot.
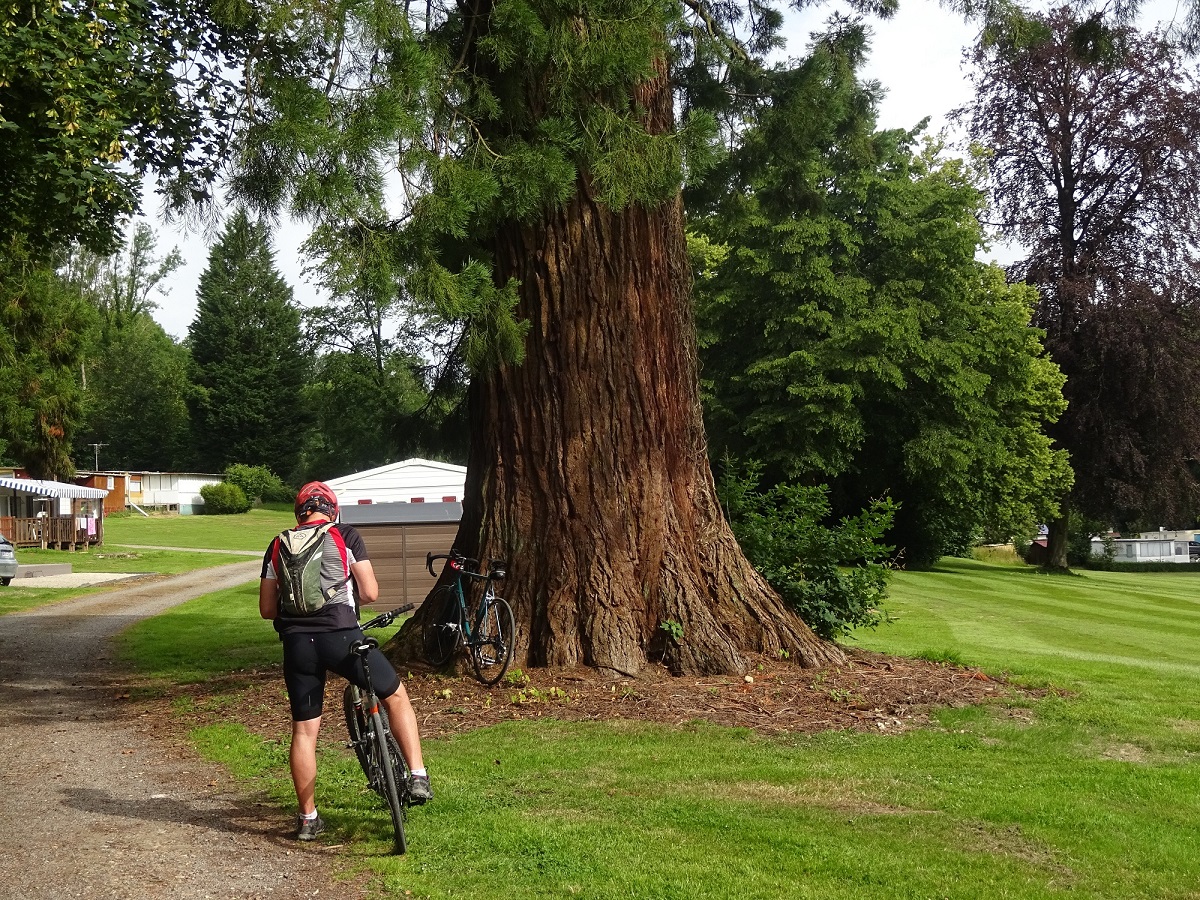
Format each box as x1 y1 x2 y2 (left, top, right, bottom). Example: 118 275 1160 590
428 551 503 645
424 550 515 684
345 604 414 854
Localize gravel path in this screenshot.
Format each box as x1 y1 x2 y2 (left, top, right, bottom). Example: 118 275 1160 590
0 562 343 900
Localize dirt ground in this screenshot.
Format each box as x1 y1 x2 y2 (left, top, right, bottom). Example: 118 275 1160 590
0 563 353 900
127 643 1018 750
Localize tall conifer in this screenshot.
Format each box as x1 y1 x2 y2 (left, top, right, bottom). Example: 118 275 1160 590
188 210 308 480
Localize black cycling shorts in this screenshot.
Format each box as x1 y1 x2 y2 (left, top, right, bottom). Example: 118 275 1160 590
281 628 403 722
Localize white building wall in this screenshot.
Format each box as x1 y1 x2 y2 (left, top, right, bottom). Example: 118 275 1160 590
176 474 224 513
128 472 225 514
327 459 468 506
1092 538 1191 563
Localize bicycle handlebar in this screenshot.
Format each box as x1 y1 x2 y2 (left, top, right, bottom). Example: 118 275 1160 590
426 550 508 580
361 603 415 631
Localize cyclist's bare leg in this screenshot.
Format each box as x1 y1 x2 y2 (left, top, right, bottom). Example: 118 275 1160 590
382 685 425 771
290 716 322 814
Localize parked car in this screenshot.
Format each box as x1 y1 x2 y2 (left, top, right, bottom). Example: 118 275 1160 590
0 534 17 586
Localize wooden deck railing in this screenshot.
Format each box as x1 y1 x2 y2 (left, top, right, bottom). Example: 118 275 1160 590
0 515 103 549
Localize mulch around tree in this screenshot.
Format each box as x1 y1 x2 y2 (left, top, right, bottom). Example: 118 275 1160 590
121 647 1034 748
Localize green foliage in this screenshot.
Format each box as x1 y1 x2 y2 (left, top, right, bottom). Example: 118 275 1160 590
199 482 251 515
0 238 97 478
659 619 684 642
719 460 895 640
690 35 1071 567
224 464 293 504
300 350 439 479
188 210 309 479
74 315 191 471
0 0 248 253
227 0 739 374
60 223 184 329
64 223 191 470
1066 511 1114 569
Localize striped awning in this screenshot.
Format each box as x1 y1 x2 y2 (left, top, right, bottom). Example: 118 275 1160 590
0 476 108 499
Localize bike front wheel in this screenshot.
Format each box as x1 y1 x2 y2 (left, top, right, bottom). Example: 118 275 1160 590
470 597 515 686
342 685 373 783
422 585 462 667
369 708 409 854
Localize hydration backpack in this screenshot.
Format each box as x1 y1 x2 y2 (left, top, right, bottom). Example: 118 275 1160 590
274 523 350 616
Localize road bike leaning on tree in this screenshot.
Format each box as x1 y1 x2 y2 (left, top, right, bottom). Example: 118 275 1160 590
422 550 516 686
342 603 417 854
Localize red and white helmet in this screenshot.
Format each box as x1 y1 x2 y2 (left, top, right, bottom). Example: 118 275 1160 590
294 481 339 520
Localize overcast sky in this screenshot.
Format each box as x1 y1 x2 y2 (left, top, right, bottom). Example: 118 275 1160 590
144 0 1181 340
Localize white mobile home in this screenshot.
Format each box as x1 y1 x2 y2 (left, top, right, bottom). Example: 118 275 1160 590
1092 537 1192 563
126 472 225 514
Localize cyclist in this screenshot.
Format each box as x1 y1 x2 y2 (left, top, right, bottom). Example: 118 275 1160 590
259 481 432 841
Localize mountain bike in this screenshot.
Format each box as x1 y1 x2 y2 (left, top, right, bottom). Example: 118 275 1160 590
422 550 516 686
342 603 415 854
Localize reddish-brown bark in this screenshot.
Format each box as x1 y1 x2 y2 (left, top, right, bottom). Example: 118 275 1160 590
446 189 842 676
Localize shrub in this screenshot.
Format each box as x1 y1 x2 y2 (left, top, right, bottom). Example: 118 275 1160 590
1065 511 1112 567
200 482 251 514
224 464 294 505
719 460 897 640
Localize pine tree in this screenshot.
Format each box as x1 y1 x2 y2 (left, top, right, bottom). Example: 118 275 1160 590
188 210 308 480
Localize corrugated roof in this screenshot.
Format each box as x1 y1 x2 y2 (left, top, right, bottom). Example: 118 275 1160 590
326 458 467 488
0 476 109 500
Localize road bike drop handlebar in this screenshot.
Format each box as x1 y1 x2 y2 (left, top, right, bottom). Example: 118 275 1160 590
426 550 507 581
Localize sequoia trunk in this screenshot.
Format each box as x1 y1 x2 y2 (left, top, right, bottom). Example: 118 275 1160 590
434 184 839 676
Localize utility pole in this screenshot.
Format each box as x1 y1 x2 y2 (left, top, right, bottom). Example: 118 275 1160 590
89 442 108 472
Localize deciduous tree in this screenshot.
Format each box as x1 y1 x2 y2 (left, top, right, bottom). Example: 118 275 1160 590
0 0 248 254
690 30 1070 565
960 6 1200 568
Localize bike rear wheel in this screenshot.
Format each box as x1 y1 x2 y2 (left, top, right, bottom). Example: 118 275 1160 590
422 585 462 667
470 597 515 686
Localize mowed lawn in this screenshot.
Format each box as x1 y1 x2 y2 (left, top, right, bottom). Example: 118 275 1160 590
122 557 1200 899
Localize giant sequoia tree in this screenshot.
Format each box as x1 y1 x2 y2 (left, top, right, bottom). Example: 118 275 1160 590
961 7 1200 568
232 0 871 673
